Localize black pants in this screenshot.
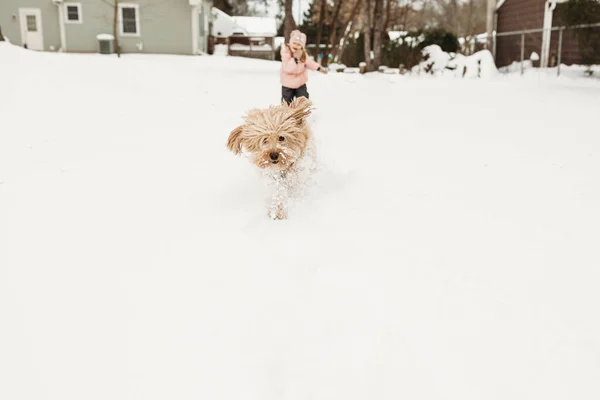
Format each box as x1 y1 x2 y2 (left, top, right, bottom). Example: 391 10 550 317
282 84 309 105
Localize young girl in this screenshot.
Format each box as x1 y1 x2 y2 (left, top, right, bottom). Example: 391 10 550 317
280 30 328 105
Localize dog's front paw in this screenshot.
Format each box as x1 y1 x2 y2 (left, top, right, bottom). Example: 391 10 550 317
271 212 286 220
269 204 287 220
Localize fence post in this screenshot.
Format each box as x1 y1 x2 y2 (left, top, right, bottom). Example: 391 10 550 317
520 33 525 76
557 27 564 77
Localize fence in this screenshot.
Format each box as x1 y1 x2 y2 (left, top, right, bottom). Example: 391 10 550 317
494 22 600 76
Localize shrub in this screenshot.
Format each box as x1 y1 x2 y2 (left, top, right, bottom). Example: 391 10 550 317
339 32 423 69
419 29 460 53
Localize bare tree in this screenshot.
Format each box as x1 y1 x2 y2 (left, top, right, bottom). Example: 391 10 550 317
335 0 363 61
362 0 373 70
486 0 495 50
450 0 459 33
381 0 425 33
111 0 121 57
424 0 486 38
384 0 392 32
415 0 432 31
400 1 411 30
322 0 346 62
463 0 475 54
100 0 172 57
284 0 297 41
371 0 385 69
315 0 328 57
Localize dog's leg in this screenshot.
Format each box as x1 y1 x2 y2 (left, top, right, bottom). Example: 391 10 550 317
267 174 289 220
268 192 287 220
269 202 287 220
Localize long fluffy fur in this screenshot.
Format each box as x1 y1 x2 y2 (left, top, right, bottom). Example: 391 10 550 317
226 97 316 220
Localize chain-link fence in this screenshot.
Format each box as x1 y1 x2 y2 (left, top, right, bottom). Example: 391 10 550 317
493 22 600 76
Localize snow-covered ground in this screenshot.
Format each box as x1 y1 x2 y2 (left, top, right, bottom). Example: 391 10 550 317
500 60 600 83
1 43 600 400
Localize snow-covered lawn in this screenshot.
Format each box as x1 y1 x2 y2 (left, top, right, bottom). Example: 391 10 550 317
1 43 599 400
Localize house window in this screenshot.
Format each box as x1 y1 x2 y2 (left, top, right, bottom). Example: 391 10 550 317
26 15 37 32
119 4 140 37
64 3 82 24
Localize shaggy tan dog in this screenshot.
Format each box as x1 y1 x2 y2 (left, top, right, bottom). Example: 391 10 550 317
227 97 316 220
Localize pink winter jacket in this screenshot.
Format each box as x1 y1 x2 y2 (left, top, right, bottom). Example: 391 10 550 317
280 45 321 89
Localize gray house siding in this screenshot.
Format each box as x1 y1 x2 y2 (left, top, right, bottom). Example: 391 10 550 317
64 0 193 55
120 0 193 55
198 2 209 53
0 0 62 51
0 0 210 55
62 0 113 53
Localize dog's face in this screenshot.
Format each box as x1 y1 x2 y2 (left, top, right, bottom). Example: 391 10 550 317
227 97 312 171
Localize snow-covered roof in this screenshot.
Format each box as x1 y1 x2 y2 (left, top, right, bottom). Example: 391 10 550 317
211 8 277 38
231 16 277 37
211 8 239 38
96 33 115 41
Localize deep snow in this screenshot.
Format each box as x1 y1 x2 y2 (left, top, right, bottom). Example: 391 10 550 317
1 43 600 400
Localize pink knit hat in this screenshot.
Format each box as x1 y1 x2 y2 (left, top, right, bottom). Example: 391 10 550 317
290 30 307 47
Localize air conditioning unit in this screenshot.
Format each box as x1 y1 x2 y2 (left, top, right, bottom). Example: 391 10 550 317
96 34 115 54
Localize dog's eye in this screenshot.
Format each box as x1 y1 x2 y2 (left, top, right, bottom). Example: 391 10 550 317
278 136 285 142
262 138 268 145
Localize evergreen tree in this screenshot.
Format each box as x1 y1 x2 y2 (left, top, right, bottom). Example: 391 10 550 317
300 1 330 44
300 3 318 42
278 2 331 45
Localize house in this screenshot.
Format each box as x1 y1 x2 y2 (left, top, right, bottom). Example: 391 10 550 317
494 0 596 68
210 8 277 39
0 0 212 55
211 7 242 38
209 7 277 60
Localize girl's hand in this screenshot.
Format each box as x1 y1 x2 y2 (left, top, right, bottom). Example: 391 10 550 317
320 67 329 74
293 48 304 59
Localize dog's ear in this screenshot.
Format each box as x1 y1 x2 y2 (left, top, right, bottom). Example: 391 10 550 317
288 97 312 126
289 96 312 110
226 125 244 154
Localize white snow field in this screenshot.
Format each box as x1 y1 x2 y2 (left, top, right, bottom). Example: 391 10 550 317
1 42 600 400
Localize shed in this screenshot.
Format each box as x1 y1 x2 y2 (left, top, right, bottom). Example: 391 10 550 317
495 0 598 68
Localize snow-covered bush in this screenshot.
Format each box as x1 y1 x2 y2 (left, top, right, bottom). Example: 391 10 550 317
419 29 460 53
412 45 498 78
328 63 347 73
412 45 451 75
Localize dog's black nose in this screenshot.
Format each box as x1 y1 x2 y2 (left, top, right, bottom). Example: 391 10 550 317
269 152 279 161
